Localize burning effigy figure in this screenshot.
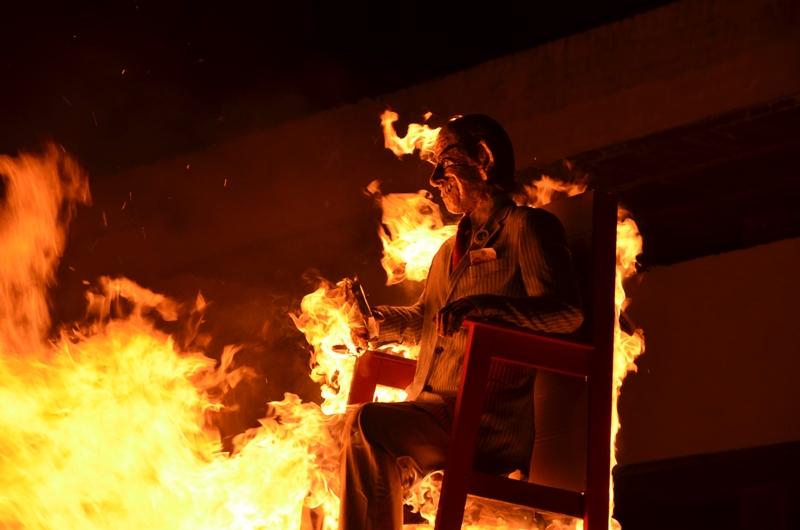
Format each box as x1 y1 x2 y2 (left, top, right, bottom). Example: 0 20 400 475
340 115 585 529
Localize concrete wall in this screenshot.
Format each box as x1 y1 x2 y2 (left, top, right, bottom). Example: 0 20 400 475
60 0 800 290
619 237 800 464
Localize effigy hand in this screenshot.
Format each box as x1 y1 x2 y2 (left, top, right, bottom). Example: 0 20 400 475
436 296 483 336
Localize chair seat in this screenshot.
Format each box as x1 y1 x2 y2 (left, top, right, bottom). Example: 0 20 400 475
468 471 585 519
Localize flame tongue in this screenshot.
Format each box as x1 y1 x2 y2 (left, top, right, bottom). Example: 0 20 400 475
380 110 440 162
368 181 457 285
0 145 90 354
290 278 362 415
610 210 645 526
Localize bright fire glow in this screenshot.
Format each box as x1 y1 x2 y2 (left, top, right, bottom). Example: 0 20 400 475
380 110 441 162
0 145 90 354
290 278 362 415
0 148 342 530
524 173 587 208
610 210 645 526
368 180 457 285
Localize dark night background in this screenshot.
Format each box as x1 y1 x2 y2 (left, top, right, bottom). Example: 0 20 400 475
1 0 670 175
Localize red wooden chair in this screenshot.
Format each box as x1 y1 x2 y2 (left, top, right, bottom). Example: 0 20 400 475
347 190 618 529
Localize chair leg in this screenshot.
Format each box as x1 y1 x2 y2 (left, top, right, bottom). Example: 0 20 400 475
435 476 470 530
585 345 613 530
434 327 492 530
347 354 377 405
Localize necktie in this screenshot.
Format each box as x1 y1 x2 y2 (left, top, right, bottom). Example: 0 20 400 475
451 215 472 271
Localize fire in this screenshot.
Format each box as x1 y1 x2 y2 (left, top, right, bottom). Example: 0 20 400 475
523 173 587 208
609 210 645 526
368 180 457 285
0 310 342 529
290 278 362 415
0 145 90 354
380 110 441 162
290 275 415 414
0 148 342 530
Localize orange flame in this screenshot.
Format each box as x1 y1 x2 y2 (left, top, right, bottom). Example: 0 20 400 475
380 110 441 162
609 210 645 527
290 273 415 413
523 173 587 208
0 149 343 530
368 180 457 285
290 278 362 415
0 145 90 353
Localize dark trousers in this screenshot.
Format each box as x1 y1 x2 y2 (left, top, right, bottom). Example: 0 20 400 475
338 401 450 530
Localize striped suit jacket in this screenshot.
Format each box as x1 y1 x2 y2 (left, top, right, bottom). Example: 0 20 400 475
376 198 584 471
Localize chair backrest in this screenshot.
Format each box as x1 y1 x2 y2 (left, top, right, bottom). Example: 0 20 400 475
540 190 617 347
532 191 618 492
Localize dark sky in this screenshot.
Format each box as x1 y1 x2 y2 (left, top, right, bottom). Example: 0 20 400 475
2 0 672 176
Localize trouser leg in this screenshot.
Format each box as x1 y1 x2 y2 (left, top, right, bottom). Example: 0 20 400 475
338 401 450 530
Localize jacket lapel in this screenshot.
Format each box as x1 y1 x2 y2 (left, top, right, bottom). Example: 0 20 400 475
444 201 514 304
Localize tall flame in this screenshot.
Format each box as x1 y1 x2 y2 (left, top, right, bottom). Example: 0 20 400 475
609 210 645 526
0 148 344 530
0 145 90 353
524 174 587 208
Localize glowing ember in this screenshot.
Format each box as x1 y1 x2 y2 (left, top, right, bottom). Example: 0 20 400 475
374 384 409 403
0 145 90 354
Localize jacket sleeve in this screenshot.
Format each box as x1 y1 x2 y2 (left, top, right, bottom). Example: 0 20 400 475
469 208 584 334
373 287 426 345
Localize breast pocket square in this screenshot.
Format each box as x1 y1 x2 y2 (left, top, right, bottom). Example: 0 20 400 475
468 247 497 265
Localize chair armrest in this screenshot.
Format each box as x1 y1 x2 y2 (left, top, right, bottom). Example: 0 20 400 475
347 350 417 405
464 319 594 378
